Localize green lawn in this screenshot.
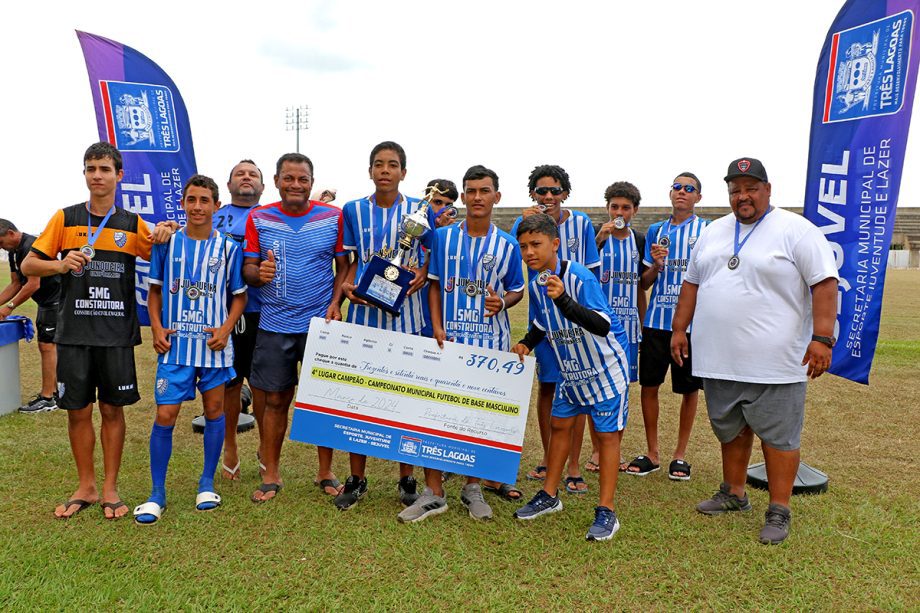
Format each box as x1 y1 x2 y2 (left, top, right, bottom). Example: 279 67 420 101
0 271 918 610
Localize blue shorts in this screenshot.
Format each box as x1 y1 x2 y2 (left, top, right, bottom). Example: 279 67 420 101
154 363 236 405
534 339 561 384
551 390 628 433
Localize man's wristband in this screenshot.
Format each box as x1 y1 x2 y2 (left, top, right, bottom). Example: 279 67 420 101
498 296 506 312
811 334 836 348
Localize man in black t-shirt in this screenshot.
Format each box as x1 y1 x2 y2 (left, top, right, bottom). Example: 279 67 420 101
0 218 61 413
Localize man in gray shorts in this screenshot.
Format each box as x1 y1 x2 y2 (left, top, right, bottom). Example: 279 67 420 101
670 157 838 544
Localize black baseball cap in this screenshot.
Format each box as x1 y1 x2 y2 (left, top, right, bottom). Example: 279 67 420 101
724 157 768 183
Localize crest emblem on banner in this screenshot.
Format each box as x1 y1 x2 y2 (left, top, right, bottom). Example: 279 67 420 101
398 436 421 457
100 80 181 152
114 231 127 247
823 11 913 123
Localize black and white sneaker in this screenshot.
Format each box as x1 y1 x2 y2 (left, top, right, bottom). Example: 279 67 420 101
333 476 368 511
18 394 58 414
398 475 420 507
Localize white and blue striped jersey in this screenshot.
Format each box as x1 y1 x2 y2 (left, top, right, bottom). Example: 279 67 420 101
149 230 246 368
643 215 708 331
599 229 645 382
428 223 525 351
343 194 432 333
530 261 630 406
510 209 601 275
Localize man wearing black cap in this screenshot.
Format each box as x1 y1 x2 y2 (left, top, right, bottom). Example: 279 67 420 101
669 157 838 544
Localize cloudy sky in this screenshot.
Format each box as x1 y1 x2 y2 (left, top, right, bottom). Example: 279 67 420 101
3 0 919 233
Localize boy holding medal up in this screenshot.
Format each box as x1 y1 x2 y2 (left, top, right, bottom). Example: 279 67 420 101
133 175 247 524
398 165 524 523
23 142 176 520
511 213 630 541
627 172 708 481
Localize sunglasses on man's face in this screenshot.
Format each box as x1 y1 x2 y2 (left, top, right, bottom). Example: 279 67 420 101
534 186 564 196
671 183 698 194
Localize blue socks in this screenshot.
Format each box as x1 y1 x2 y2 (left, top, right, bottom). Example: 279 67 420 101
199 414 225 493
149 422 174 507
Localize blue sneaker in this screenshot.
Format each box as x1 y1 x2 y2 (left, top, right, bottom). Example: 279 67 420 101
513 489 563 520
586 506 620 541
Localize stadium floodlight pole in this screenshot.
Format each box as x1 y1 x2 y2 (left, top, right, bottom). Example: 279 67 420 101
285 105 310 153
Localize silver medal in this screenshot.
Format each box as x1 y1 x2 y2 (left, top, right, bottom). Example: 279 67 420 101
80 245 95 259
658 236 671 248
465 282 478 297
727 255 740 270
613 217 626 230
186 286 201 300
443 206 458 219
536 269 551 286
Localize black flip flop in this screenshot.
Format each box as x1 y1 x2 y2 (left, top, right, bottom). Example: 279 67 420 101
101 501 128 520
252 482 282 503
314 478 343 496
565 476 589 494
56 498 95 519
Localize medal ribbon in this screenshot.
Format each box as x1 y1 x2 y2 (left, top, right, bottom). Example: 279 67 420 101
182 230 214 290
369 193 402 256
461 222 494 285
656 214 697 246
732 206 773 261
85 204 115 249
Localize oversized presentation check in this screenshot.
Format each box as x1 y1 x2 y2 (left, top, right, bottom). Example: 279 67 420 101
290 318 536 483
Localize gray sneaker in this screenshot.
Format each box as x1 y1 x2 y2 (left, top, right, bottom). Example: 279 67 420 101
696 482 752 515
759 503 792 544
18 394 58 414
397 487 447 524
460 483 493 521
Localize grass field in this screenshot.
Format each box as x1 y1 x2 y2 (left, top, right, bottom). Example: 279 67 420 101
0 270 918 610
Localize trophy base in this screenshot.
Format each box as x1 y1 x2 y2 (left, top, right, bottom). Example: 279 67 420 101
353 256 414 316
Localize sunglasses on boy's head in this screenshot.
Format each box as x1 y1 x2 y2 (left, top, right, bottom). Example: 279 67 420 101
534 186 564 196
671 183 698 194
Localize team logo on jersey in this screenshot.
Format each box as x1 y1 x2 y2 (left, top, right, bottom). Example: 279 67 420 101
114 231 127 248
208 257 222 273
601 271 610 283
71 265 86 278
170 279 180 294
100 80 181 152
156 378 169 395
444 277 455 293
632 249 639 262
57 382 65 398
689 236 698 247
823 11 913 123
567 237 578 251
481 254 496 271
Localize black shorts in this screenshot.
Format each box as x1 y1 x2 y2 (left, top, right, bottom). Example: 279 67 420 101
638 327 703 394
250 330 307 393
36 306 58 344
228 312 260 386
56 344 140 409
